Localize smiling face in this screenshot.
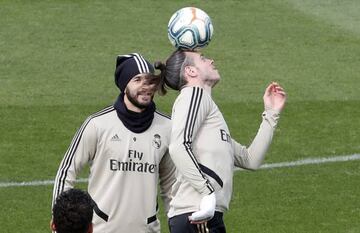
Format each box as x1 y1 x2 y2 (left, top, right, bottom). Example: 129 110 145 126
124 73 158 112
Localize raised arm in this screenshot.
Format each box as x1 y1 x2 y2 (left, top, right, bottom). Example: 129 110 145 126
233 82 287 170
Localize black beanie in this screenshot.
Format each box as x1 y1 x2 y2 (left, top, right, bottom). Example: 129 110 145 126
114 53 155 92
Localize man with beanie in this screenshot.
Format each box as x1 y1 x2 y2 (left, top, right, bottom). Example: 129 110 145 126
52 53 176 233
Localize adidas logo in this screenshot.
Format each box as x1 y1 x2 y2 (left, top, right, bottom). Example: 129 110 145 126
110 134 121 141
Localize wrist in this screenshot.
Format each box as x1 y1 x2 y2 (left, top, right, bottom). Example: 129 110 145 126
262 109 280 128
264 108 281 115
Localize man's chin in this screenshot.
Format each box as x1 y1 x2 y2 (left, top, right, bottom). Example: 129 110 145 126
139 95 153 102
136 99 152 108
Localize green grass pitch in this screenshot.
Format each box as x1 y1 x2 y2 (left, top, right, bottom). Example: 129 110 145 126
0 0 359 232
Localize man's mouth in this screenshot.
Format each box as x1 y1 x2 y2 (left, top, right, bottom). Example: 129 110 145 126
139 91 152 96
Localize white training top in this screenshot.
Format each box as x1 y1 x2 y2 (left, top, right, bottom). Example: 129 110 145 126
168 86 280 218
52 106 175 233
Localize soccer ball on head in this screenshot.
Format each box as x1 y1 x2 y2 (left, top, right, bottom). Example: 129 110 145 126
167 7 214 50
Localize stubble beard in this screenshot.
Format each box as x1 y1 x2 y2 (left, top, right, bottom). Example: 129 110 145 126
125 89 152 110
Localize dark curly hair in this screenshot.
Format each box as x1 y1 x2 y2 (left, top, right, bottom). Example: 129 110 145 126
52 189 94 233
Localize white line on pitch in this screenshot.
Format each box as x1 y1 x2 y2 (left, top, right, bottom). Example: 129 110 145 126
259 153 360 169
1 154 359 188
0 178 88 188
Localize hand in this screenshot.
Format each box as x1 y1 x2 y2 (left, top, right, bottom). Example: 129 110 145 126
263 82 287 112
188 192 216 223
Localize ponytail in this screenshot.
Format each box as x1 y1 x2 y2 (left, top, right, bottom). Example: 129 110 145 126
154 50 189 95
154 61 168 95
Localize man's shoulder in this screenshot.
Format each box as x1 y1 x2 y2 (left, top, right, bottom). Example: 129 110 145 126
154 110 171 121
85 105 117 124
175 86 213 108
153 110 172 131
179 86 211 99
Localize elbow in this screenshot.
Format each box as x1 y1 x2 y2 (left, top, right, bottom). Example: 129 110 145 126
243 151 265 170
244 165 260 171
242 160 262 171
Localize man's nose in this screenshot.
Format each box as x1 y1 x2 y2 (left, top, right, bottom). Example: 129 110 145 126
141 82 155 91
141 81 151 87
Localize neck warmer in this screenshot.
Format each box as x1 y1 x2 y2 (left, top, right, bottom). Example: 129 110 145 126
113 93 155 133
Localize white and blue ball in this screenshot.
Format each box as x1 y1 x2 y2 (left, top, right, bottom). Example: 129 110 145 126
167 7 214 50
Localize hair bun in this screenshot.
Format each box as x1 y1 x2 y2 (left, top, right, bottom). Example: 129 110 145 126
154 61 166 71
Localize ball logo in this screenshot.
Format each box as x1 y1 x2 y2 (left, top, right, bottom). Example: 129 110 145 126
152 134 161 149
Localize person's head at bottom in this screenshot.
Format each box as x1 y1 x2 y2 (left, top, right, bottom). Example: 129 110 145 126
51 189 94 233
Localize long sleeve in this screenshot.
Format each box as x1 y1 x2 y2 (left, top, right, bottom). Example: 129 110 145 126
52 118 97 207
232 109 280 170
169 87 214 195
158 150 176 214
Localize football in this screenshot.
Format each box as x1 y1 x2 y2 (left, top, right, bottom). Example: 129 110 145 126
167 7 214 50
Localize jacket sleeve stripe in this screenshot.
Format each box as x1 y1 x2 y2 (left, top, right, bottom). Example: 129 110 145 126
182 87 214 193
188 88 202 139
53 106 114 202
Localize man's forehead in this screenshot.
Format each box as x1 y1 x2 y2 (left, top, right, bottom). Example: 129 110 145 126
132 73 155 79
185 51 204 61
185 51 202 56
129 73 159 84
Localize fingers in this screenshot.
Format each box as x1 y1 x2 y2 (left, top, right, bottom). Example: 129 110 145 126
275 90 286 97
267 82 286 97
188 209 212 223
264 82 274 96
191 220 207 225
274 86 286 97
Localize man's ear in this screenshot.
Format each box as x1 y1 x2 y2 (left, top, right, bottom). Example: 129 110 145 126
50 219 56 231
184 66 197 78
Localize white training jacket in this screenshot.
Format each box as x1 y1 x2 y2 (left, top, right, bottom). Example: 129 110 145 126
168 86 280 218
52 106 175 233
